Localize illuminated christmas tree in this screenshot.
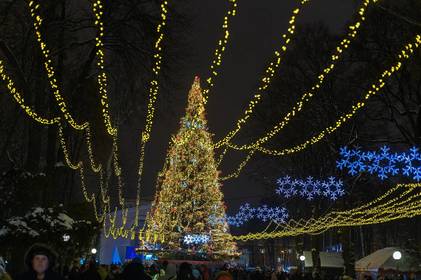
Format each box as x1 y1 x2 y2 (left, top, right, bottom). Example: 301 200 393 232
146 76 238 259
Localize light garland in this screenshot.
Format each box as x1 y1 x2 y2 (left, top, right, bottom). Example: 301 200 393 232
214 0 367 149
27 1 88 131
224 203 289 227
202 0 238 103
132 0 170 235
91 0 117 136
0 59 60 125
183 234 211 245
28 0 137 237
276 175 345 201
232 183 421 241
220 150 255 181
337 146 421 181
245 34 421 156
1 55 131 239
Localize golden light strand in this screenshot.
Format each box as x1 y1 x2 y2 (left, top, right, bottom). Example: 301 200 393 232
91 0 117 136
28 0 131 235
220 150 255 181
214 0 375 149
232 183 421 241
202 0 238 103
0 59 60 125
131 0 170 236
250 34 421 156
27 1 88 130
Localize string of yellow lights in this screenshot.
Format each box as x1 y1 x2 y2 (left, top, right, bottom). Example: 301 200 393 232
220 150 255 181
27 0 133 235
131 0 170 235
249 34 421 156
91 0 117 136
0 59 60 125
27 0 88 131
1 50 131 240
202 0 238 103
215 0 377 150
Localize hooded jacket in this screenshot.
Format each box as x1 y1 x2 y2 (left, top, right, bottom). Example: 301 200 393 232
17 244 63 280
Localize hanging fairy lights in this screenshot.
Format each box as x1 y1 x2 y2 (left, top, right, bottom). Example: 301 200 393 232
337 146 421 181
26 0 138 236
202 0 238 103
91 0 117 136
132 0 170 234
232 183 421 241
183 234 211 245
223 203 289 227
239 34 421 157
220 150 255 181
276 175 345 201
27 0 88 131
0 59 60 125
214 0 373 149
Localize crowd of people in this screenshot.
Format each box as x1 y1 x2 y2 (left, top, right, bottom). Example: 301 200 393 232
0 244 417 280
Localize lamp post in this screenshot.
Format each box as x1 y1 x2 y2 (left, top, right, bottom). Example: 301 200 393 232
260 248 266 268
299 255 306 274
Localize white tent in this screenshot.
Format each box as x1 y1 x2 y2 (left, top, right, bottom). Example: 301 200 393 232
303 251 344 268
355 247 421 272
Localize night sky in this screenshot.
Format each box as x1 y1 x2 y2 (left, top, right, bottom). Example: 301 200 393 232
118 0 357 212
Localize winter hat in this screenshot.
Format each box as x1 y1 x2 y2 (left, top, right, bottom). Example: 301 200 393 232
24 243 57 270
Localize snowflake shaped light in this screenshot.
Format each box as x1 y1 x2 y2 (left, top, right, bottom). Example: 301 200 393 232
337 146 421 181
183 234 210 245
225 203 288 228
275 175 345 201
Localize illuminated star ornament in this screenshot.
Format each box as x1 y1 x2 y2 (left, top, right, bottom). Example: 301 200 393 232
337 146 421 181
276 175 345 201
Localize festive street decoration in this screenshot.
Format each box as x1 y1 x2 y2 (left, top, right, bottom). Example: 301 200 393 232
337 146 421 181
225 203 289 227
232 183 421 241
183 234 211 245
275 176 345 201
232 34 421 157
214 0 373 149
146 77 239 259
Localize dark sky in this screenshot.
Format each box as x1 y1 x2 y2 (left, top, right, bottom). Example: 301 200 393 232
120 0 357 213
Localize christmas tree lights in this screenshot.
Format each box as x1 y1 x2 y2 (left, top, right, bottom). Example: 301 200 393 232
146 77 238 259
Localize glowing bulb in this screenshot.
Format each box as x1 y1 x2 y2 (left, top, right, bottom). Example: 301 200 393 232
91 248 97 254
393 251 402 260
299 255 306 261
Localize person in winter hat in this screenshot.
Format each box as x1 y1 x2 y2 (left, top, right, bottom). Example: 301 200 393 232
17 243 63 280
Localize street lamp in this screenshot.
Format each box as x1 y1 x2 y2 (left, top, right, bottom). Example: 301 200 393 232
393 251 401 273
299 255 306 274
91 248 97 254
393 251 402 260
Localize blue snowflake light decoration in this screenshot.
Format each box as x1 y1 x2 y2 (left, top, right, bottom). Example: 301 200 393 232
337 146 421 181
225 203 289 227
275 175 345 201
183 234 210 245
